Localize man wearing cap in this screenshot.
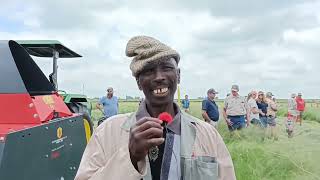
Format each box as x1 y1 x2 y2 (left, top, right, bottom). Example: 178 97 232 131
223 85 249 131
202 88 220 127
75 36 235 180
96 87 119 119
295 93 306 126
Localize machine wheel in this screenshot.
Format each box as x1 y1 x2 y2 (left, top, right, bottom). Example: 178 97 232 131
67 102 94 137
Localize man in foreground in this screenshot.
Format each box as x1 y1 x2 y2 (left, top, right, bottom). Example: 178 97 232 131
75 36 235 180
202 88 220 127
96 87 118 119
223 85 249 131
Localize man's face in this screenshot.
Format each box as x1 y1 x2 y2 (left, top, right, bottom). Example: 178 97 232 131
231 90 238 96
208 92 216 100
107 89 113 97
185 95 188 100
137 59 180 106
252 93 257 99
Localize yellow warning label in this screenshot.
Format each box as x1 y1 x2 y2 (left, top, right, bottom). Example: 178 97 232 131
57 127 63 139
43 95 55 109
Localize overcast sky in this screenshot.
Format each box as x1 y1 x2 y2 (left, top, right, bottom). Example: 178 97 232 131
1 0 319 99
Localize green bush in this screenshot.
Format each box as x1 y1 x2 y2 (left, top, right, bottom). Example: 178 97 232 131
303 111 319 123
276 103 320 123
277 107 287 117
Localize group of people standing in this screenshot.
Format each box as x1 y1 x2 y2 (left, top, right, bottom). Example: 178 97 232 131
183 85 307 139
182 85 279 138
246 90 278 138
223 85 278 137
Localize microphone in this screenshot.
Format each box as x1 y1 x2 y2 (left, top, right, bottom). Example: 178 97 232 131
158 112 173 125
148 113 173 163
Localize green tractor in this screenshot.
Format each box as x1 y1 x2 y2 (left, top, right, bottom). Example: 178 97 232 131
17 40 94 135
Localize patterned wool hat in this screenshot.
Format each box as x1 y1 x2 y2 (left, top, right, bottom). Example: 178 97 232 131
125 35 180 76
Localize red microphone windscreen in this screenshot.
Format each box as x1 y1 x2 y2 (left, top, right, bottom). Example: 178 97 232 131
158 112 173 124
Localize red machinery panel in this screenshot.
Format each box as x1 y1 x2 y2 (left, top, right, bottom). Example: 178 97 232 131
0 94 39 138
0 93 72 139
32 93 72 123
0 94 40 124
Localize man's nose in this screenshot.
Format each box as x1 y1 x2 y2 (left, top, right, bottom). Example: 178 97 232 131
154 69 165 82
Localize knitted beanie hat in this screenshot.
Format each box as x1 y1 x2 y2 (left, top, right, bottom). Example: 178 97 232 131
125 35 180 77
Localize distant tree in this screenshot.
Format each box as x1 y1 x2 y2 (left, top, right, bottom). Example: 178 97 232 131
126 96 133 100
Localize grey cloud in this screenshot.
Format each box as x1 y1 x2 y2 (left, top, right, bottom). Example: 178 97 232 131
114 0 304 17
1 0 320 98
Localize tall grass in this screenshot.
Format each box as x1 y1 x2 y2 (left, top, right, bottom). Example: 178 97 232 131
276 102 320 123
90 100 320 180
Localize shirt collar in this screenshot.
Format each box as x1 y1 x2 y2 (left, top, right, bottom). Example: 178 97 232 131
232 94 240 98
136 101 181 135
206 97 215 102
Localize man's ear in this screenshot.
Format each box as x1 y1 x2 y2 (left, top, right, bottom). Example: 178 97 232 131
136 77 142 90
177 68 181 84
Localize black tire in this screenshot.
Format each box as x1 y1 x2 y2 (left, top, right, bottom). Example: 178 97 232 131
67 102 94 135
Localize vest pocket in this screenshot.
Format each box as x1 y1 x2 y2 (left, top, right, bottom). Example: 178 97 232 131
182 157 218 180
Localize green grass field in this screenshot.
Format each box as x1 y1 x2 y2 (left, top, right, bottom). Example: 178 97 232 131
90 100 320 180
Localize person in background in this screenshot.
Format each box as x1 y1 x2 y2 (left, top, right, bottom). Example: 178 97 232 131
223 85 249 131
288 93 298 121
286 94 296 138
285 114 294 138
202 88 220 127
256 91 268 128
266 92 278 140
296 93 306 126
181 94 190 112
247 91 261 126
96 87 119 119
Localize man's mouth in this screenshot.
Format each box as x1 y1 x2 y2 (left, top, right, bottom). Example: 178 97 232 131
152 87 169 97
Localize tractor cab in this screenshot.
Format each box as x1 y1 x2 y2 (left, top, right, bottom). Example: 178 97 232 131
16 40 82 91
17 40 93 122
0 40 92 180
